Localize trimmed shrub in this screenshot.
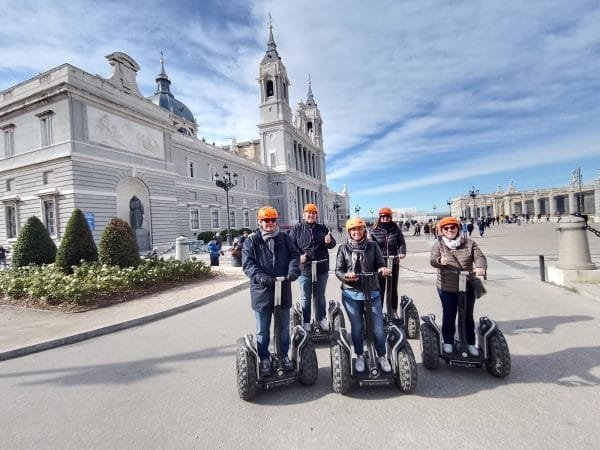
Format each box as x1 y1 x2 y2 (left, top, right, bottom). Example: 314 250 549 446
98 217 140 268
56 208 98 274
11 216 57 267
197 231 215 243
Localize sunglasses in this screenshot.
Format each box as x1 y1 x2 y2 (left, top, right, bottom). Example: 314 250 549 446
442 225 458 231
380 215 391 219
261 218 277 223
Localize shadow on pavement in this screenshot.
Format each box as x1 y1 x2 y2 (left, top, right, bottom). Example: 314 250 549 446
502 315 594 335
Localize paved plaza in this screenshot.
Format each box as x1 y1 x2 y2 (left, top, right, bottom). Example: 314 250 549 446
0 220 599 448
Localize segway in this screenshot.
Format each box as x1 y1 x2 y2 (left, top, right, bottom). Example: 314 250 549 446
292 259 332 344
420 271 511 377
381 255 420 339
329 272 418 395
236 277 319 401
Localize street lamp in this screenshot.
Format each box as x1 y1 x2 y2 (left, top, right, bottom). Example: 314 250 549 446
332 199 341 230
469 186 479 219
213 163 238 245
354 205 361 216
370 209 374 223
432 203 437 218
446 198 453 212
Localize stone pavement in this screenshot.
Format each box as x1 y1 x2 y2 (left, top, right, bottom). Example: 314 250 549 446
1 220 599 362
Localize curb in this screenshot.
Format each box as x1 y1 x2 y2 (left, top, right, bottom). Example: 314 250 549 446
0 280 249 362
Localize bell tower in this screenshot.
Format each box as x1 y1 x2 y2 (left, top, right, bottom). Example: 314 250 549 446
258 22 292 125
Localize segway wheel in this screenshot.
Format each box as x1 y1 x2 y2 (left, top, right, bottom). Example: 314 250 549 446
236 345 257 401
330 343 351 394
395 343 418 393
420 323 440 370
405 305 420 340
298 342 318 386
486 330 511 378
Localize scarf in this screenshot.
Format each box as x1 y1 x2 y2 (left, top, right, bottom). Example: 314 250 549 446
260 226 280 254
442 235 462 250
379 221 397 232
346 235 368 272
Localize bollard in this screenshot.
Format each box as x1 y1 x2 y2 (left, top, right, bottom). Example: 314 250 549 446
556 215 596 270
175 236 190 261
539 255 545 281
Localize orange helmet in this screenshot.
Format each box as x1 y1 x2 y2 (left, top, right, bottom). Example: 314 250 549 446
346 217 366 230
378 207 393 217
438 216 459 228
303 203 318 214
257 206 278 220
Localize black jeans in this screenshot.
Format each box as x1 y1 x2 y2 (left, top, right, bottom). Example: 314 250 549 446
437 288 476 345
378 262 399 311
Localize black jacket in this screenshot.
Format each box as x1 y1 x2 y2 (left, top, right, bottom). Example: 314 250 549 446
242 229 300 312
370 223 406 261
335 241 385 293
289 221 336 275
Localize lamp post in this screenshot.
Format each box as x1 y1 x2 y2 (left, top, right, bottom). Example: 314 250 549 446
213 164 238 245
446 198 453 215
432 203 437 218
332 199 341 230
468 186 479 219
354 205 361 216
369 209 374 223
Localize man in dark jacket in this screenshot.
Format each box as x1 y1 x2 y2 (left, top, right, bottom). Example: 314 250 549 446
242 206 300 377
289 203 336 331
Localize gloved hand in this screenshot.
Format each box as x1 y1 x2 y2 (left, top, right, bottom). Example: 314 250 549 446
259 276 275 287
287 272 298 282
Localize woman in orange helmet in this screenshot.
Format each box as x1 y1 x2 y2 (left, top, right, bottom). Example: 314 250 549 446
335 217 392 373
369 207 407 317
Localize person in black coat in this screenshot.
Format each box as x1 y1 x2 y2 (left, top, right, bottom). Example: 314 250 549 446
369 207 407 317
289 203 336 331
242 206 300 377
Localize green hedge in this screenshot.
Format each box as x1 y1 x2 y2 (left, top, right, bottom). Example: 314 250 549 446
98 217 140 268
11 216 57 267
56 208 98 274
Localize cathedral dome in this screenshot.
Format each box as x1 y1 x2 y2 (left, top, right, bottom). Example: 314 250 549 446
148 55 196 124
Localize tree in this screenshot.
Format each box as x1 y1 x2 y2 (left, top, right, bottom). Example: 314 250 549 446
98 217 141 268
55 208 98 274
11 216 57 267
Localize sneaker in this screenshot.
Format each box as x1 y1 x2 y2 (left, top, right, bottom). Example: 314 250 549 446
443 343 453 354
281 356 294 371
468 345 480 357
355 354 366 372
303 323 312 332
259 358 272 377
378 356 392 373
319 318 329 331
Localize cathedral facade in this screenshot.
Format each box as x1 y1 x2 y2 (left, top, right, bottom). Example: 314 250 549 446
0 29 349 250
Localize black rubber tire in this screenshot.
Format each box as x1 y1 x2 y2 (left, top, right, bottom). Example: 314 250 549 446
330 343 351 394
486 330 511 378
395 342 418 393
236 345 257 401
420 323 440 370
405 305 420 340
298 342 319 386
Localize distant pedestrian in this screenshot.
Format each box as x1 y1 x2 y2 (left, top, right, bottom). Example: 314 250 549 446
229 238 242 267
461 221 469 239
423 222 431 240
477 219 485 237
208 238 221 266
0 245 7 269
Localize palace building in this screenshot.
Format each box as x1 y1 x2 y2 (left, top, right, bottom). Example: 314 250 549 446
0 26 349 250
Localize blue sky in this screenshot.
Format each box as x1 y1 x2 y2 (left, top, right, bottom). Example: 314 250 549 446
1 0 599 214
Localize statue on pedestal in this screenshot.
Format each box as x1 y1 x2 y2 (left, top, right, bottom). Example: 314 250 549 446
129 196 144 229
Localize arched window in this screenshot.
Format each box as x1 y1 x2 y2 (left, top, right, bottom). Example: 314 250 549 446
266 80 274 97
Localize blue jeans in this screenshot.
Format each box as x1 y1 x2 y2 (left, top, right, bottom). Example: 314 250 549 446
342 291 386 357
298 273 329 322
438 288 476 345
255 306 290 360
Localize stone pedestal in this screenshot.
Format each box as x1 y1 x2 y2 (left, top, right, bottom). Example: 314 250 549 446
135 228 150 251
547 214 599 287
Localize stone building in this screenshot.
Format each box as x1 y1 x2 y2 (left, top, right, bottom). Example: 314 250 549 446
448 178 600 223
0 27 348 250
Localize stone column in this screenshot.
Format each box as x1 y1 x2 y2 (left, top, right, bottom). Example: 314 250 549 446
556 216 596 270
549 191 556 216
594 178 600 223
534 194 540 217
568 190 576 214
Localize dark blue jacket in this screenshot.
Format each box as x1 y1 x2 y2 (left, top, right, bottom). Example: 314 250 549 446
289 221 336 276
242 229 300 312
